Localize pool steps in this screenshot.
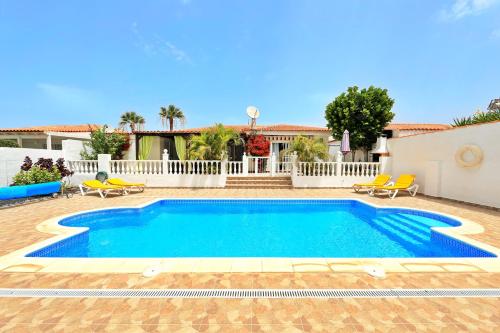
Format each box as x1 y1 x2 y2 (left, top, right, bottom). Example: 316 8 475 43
226 176 293 189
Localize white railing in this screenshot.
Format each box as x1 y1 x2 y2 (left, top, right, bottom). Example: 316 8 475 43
292 160 381 188
165 160 222 175
227 161 244 175
248 157 270 174
67 160 98 174
110 160 163 175
297 162 337 176
296 161 379 177
339 162 379 177
275 161 293 175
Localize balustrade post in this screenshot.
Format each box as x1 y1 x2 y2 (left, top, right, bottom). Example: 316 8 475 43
379 155 391 175
291 151 298 176
335 151 343 176
97 154 111 175
221 158 227 176
242 152 248 176
270 153 276 177
162 149 169 175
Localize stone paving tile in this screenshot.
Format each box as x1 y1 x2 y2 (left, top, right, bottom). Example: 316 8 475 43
0 189 499 332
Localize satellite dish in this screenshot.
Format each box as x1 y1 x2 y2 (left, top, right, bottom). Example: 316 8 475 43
246 106 260 119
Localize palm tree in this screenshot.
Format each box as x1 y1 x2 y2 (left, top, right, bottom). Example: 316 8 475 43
282 135 328 162
188 124 240 160
159 105 185 131
119 111 145 132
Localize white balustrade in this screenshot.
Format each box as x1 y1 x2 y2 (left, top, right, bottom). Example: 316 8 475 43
67 160 98 174
275 161 293 175
296 161 379 177
297 162 337 176
227 161 244 175
339 162 380 177
109 160 163 175
247 157 270 174
165 160 222 175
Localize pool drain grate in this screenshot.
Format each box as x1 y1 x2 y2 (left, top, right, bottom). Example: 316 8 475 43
0 288 498 299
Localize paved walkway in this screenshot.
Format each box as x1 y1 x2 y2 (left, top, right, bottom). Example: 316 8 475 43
0 189 499 332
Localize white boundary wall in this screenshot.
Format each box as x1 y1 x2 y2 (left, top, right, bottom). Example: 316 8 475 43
0 148 64 186
0 140 85 187
387 121 500 208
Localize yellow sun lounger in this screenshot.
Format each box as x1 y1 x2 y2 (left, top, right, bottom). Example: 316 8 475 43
369 174 419 199
352 174 391 192
79 180 127 198
106 178 145 192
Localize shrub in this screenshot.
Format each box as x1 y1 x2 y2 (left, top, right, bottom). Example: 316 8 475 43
20 156 33 171
282 135 328 163
81 125 128 160
188 124 240 160
246 135 270 156
0 139 19 148
12 156 73 185
12 166 61 185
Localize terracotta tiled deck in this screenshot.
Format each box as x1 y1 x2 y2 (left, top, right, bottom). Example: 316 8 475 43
0 189 499 332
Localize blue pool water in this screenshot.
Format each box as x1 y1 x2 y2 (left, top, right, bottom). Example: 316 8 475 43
27 200 496 258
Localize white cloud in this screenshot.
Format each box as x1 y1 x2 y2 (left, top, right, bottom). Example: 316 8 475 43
440 0 499 21
131 22 191 63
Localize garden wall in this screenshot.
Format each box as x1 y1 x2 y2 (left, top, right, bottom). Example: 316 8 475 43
0 140 84 187
387 121 500 208
0 148 64 186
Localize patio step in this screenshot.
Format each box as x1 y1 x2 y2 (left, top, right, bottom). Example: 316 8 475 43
226 176 293 189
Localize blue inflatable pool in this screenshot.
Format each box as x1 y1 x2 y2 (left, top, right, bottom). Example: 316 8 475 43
0 182 61 200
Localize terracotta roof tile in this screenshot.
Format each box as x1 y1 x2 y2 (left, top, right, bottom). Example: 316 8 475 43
384 123 451 131
390 120 500 139
0 124 102 133
134 124 330 134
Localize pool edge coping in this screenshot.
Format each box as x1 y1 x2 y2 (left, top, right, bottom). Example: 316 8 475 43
1 197 499 274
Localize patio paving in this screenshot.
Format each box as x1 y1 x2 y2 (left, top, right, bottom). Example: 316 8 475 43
0 188 499 332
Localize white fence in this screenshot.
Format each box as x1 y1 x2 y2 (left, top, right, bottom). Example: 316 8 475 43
165 160 223 175
226 154 293 176
67 160 99 174
292 160 381 188
110 160 163 175
65 151 382 188
227 161 244 175
68 153 226 188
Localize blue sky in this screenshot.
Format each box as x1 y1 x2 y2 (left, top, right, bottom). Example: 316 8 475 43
1 0 499 130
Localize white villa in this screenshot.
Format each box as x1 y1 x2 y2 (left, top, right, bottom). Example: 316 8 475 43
131 124 331 161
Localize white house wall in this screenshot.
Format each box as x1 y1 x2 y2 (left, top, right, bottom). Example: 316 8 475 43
387 122 500 208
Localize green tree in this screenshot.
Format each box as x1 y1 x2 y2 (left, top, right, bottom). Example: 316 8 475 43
119 111 145 132
282 135 328 162
188 124 240 160
81 125 128 160
325 86 395 157
160 105 185 131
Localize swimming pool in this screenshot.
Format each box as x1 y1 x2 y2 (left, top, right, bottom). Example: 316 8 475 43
27 199 496 258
